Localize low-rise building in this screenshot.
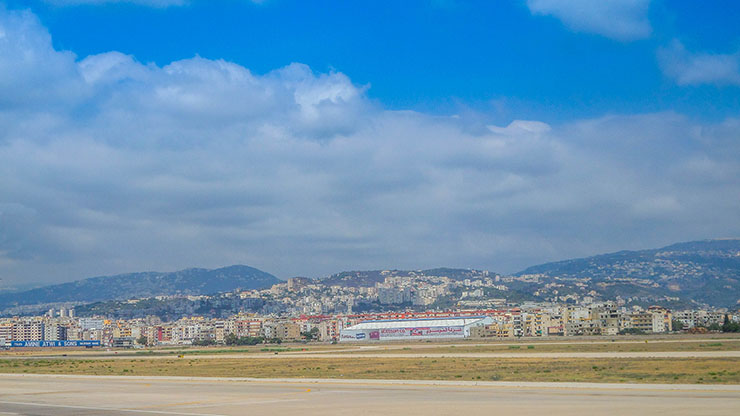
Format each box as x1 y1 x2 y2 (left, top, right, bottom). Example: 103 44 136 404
340 316 493 342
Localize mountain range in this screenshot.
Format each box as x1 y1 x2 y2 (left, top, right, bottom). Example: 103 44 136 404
515 239 740 307
1 238 738 315
0 265 280 315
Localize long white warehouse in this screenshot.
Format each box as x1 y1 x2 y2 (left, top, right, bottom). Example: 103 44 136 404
339 316 493 342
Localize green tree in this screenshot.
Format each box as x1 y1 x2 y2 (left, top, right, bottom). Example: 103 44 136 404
136 335 148 346
721 315 740 333
672 319 685 331
192 339 217 346
301 327 320 341
237 336 263 345
224 333 239 346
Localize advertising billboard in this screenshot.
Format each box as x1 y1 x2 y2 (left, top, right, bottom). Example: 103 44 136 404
379 326 464 338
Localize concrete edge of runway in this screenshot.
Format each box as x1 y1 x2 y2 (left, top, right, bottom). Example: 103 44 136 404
2 372 739 392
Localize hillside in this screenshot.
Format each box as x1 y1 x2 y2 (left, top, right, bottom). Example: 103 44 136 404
320 268 496 287
319 240 740 308
3 239 738 317
517 239 740 307
0 265 280 315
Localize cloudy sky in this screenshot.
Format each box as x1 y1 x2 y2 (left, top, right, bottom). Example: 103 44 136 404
1 0 739 287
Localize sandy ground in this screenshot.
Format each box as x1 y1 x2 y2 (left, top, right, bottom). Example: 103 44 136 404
0 374 738 416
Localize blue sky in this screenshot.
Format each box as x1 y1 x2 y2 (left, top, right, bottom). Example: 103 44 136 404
10 0 740 120
0 0 739 286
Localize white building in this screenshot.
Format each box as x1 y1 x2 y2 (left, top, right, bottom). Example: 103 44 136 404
79 318 105 331
339 316 493 342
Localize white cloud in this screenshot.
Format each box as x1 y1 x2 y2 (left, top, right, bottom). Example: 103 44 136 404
658 40 740 86
526 0 652 41
0 7 739 285
0 8 82 108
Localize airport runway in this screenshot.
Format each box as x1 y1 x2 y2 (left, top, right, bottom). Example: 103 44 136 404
0 374 738 416
280 350 740 359
7 350 740 360
4 337 740 361
5 349 740 361
3 337 740 361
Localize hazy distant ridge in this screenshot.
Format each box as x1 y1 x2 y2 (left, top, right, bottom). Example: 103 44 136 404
2 239 739 313
516 239 740 306
0 265 280 311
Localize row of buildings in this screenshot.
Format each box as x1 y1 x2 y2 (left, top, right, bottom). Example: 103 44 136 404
2 302 736 347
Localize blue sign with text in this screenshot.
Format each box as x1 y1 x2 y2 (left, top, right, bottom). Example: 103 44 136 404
9 340 101 348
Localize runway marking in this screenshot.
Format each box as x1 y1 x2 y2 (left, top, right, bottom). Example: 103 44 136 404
19 389 89 396
172 398 304 409
134 401 209 410
0 400 227 416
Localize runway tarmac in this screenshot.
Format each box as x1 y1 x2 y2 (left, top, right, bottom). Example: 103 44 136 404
4 337 740 361
7 350 740 361
0 374 738 416
5 349 740 361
